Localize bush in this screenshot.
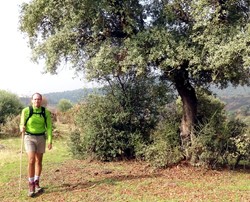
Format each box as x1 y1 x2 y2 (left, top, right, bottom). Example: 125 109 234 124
141 104 183 167
70 70 174 161
190 120 225 168
175 90 250 168
190 117 248 168
152 104 182 146
57 109 75 124
0 90 23 124
68 129 86 159
145 141 183 168
196 89 226 125
72 95 146 161
57 99 73 112
226 119 250 168
0 115 20 138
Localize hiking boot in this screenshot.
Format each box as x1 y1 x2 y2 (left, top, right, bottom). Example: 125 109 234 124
35 180 43 193
28 182 35 197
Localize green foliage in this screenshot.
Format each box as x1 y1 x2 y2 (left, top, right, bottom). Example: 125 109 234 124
104 71 174 139
141 104 183 167
70 71 174 160
151 104 182 147
19 0 250 85
0 90 23 124
57 99 73 112
188 92 225 166
190 120 228 168
68 129 86 159
226 120 250 167
144 141 183 168
190 114 248 168
176 90 249 168
0 115 20 138
73 95 141 161
19 0 144 74
196 88 226 125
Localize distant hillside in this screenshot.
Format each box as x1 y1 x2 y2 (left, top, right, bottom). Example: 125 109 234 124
211 85 250 112
219 95 250 112
44 88 101 105
20 88 102 106
19 85 250 112
211 85 250 97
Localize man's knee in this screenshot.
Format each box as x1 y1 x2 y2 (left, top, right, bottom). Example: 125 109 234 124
35 154 43 164
36 158 43 166
28 156 36 165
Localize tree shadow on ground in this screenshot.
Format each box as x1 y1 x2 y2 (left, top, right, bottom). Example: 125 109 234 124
45 173 163 194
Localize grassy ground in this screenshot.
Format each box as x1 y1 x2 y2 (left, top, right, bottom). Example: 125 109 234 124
0 136 249 202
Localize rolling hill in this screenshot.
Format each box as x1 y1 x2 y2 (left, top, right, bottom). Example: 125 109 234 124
19 85 250 112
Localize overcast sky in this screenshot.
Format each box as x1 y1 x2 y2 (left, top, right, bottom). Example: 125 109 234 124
0 1 95 96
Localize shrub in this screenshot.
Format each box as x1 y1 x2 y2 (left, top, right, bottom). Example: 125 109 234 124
152 104 182 146
0 90 23 124
70 70 174 161
190 117 248 168
68 129 86 159
190 120 226 168
175 89 250 168
141 103 183 167
0 115 20 138
226 119 249 168
196 89 226 125
57 110 75 124
144 141 183 168
72 95 144 161
57 99 73 112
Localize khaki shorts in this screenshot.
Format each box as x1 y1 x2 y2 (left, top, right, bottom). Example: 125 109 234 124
24 135 46 153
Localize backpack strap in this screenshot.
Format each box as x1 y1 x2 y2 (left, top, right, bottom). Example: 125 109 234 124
24 106 47 127
24 106 33 126
41 106 47 127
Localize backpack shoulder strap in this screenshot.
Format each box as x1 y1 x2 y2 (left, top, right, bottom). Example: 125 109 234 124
24 106 33 126
41 106 47 127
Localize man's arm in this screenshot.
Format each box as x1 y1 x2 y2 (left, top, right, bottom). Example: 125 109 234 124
19 108 26 133
46 109 53 149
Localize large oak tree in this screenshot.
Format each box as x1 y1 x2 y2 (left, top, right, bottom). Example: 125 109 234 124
19 0 250 153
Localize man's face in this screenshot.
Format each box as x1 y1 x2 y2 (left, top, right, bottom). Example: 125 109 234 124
32 94 42 107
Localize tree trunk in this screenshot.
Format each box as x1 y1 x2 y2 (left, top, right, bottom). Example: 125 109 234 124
173 61 197 157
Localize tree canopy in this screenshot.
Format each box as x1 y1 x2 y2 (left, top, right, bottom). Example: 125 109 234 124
0 90 23 124
19 0 250 152
57 99 73 112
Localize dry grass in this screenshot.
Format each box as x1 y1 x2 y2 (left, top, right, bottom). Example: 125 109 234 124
0 124 249 202
0 145 249 202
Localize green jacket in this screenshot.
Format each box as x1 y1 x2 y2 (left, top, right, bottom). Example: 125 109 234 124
20 106 52 144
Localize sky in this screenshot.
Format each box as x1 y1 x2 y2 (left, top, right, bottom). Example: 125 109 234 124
0 1 95 97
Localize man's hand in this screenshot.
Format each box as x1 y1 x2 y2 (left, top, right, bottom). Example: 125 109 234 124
20 126 25 133
48 143 52 150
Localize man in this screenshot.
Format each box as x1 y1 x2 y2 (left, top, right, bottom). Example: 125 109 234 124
20 93 52 197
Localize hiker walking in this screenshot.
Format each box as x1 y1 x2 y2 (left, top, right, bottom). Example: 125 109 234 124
20 92 52 197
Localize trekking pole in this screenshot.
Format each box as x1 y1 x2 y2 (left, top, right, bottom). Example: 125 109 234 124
19 131 24 192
